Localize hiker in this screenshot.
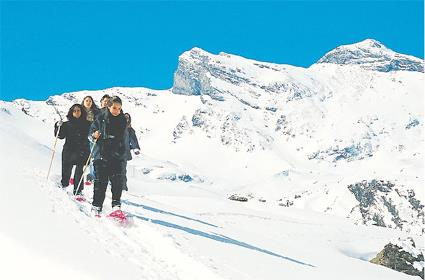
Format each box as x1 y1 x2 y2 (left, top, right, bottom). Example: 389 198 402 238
100 94 111 109
81 95 99 122
89 96 129 215
81 95 99 183
54 104 90 196
123 113 141 191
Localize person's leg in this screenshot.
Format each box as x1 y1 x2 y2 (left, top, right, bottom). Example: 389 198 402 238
92 160 108 211
122 161 128 191
87 142 96 182
73 164 84 195
110 160 125 208
61 154 73 188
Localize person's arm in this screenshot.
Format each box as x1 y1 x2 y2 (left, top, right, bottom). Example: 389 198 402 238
88 117 101 143
129 128 141 150
54 121 66 139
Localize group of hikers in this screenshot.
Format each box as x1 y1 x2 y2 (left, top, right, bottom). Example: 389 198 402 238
54 95 140 215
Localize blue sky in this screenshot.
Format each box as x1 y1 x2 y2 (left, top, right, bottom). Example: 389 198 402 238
1 0 423 101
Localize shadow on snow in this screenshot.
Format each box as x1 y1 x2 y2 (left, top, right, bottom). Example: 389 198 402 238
122 199 219 228
123 200 315 268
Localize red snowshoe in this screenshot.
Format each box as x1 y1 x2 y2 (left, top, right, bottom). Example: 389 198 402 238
107 208 132 226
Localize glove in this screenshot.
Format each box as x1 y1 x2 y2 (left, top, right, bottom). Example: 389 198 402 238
134 149 140 155
57 120 63 126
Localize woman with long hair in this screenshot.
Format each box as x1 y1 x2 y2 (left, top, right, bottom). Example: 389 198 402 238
81 95 99 122
54 104 90 196
81 95 99 183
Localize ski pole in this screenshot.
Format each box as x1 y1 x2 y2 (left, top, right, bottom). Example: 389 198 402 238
74 139 97 196
46 121 62 182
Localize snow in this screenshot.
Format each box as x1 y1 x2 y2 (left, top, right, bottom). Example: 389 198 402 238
1 40 424 279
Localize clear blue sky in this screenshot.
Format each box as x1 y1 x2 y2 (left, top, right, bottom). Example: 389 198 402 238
1 0 423 101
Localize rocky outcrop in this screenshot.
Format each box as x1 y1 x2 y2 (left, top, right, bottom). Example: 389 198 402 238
348 180 425 235
370 237 424 279
317 39 424 72
228 194 248 202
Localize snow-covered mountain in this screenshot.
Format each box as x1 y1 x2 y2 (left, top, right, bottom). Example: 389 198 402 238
317 39 424 72
171 39 424 235
1 39 424 279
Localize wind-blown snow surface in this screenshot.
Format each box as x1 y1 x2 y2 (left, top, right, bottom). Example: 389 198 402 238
1 40 424 279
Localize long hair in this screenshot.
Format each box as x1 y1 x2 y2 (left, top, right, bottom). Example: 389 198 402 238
66 104 87 120
124 113 131 125
81 95 98 111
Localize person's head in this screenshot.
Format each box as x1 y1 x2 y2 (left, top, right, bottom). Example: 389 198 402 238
107 96 122 117
124 113 131 125
100 94 111 108
82 96 95 110
67 104 87 120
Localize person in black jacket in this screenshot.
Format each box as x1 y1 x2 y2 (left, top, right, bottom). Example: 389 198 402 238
123 113 140 191
89 96 129 214
54 104 90 195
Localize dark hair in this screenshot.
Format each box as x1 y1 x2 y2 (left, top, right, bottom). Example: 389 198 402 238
107 96 122 107
81 95 98 110
124 112 131 124
100 94 111 102
66 104 87 120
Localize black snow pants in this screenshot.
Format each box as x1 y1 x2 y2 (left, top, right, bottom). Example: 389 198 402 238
92 159 125 210
61 154 84 195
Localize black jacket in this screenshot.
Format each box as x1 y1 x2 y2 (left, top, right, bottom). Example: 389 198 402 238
89 109 129 162
54 118 90 164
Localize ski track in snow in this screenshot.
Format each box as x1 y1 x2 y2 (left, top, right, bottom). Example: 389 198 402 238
38 171 224 280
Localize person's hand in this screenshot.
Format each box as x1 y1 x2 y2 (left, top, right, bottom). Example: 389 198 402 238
92 131 101 139
134 149 140 155
57 120 63 126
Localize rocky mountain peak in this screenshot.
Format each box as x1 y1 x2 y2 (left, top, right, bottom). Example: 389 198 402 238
316 39 424 72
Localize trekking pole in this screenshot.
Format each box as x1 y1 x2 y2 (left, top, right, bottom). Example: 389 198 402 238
46 108 63 182
74 139 97 196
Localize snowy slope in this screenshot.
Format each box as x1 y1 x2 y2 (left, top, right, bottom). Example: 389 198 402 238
1 101 423 280
1 39 424 279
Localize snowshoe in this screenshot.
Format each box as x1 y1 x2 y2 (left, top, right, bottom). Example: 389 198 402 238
74 194 86 202
107 207 131 226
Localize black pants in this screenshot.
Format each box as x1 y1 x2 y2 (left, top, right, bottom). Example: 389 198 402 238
61 157 84 195
122 161 128 191
92 159 125 210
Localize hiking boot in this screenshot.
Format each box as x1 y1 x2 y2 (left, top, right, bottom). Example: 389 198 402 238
86 174 94 182
112 200 121 209
91 206 102 217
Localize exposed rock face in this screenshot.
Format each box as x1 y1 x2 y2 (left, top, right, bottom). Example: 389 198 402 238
317 39 424 73
228 194 248 202
172 47 317 105
370 237 424 279
348 180 425 235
